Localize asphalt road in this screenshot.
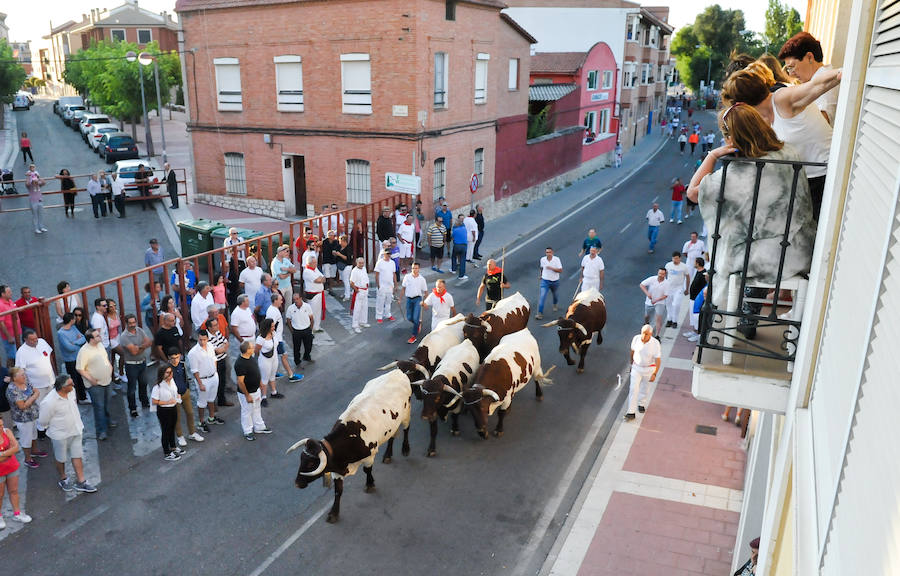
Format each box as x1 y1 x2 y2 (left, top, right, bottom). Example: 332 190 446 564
1 101 715 575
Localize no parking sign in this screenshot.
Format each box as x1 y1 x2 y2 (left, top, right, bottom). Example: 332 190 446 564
469 173 478 194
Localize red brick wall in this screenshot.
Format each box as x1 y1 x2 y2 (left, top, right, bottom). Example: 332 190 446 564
579 41 618 162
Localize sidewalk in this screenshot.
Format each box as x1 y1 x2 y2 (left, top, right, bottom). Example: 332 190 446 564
0 105 18 171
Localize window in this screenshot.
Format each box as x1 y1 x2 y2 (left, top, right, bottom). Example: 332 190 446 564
345 160 371 204
586 70 599 91
111 29 126 42
508 58 519 91
599 109 610 134
224 153 246 195
341 54 372 114
641 63 650 84
137 29 152 44
584 111 597 140
602 70 614 89
473 148 484 186
434 52 448 108
474 53 489 104
214 57 242 111
433 158 446 203
623 62 636 88
274 55 304 112
446 0 456 20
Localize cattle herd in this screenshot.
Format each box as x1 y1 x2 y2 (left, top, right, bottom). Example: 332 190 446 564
287 290 608 523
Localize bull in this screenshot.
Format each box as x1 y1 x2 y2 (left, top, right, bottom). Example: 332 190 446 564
461 292 530 361
378 313 466 392
460 329 554 439
418 339 480 457
542 288 607 373
286 369 412 523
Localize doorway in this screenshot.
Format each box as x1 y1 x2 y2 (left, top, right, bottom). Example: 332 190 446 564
282 155 308 217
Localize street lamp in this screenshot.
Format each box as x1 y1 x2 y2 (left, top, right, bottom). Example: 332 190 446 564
125 50 154 157
138 51 167 164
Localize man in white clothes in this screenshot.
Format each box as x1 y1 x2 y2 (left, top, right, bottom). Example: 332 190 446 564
238 256 264 305
230 295 257 345
187 330 222 433
190 282 216 332
302 255 326 332
665 252 690 329
265 293 302 382
681 231 707 283
90 298 110 353
16 329 56 406
396 214 416 274
463 209 479 265
423 279 456 331
285 293 314 367
580 246 605 293
373 250 397 323
624 325 661 421
536 247 563 320
646 202 666 254
640 267 669 338
223 228 246 268
402 263 428 344
349 257 371 333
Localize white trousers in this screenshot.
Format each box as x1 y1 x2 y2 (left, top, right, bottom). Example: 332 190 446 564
238 389 266 435
627 365 653 415
308 292 323 331
352 288 369 327
582 277 600 293
341 267 352 300
375 287 393 320
466 240 475 261
667 291 685 323
431 313 450 332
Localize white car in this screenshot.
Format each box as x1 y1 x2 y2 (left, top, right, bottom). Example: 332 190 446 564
110 159 162 197
88 123 120 152
13 94 30 110
63 104 86 125
80 114 112 141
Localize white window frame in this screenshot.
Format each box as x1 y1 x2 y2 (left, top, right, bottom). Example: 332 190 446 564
473 148 484 187
641 63 650 85
214 57 242 112
586 70 599 91
474 53 489 104
508 58 519 91
584 111 597 140
433 157 446 202
599 109 610 134
110 29 126 42
137 29 152 44
224 153 246 195
602 70 614 89
434 52 449 109
274 55 304 112
345 160 371 204
341 53 372 115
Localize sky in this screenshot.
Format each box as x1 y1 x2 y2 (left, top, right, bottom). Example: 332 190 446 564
6 0 807 48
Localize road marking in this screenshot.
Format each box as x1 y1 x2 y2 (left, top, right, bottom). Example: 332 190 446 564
568 268 582 281
157 446 198 473
247 501 331 576
619 223 631 234
55 504 111 539
652 195 658 203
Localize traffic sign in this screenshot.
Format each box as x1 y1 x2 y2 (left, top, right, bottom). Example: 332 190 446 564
469 173 479 194
385 172 421 195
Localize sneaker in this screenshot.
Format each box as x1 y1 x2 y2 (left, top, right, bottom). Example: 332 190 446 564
98 432 107 441
23 459 39 469
682 331 694 337
638 405 646 413
188 432 205 442
387 317 396 322
0 517 5 529
552 305 558 312
212 416 225 424
11 512 31 525
199 422 210 433
34 229 43 234
261 398 269 407
458 275 468 281
177 436 187 447
254 427 273 434
669 218 674 223
271 392 285 399
677 220 683 224
31 449 48 458
130 410 138 418
535 313 543 320
244 433 256 441
74 481 98 493
377 319 383 324
431 266 438 272
407 336 417 344
687 334 700 342
174 447 186 455
303 357 315 363
361 323 370 328
624 413 636 421
436 269 446 274
40 227 48 232
109 420 118 428
671 322 678 328
58 478 74 492
164 452 181 461
354 327 362 334
289 374 304 382
275 372 284 379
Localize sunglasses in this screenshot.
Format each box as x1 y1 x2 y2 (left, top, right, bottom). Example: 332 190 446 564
722 102 743 133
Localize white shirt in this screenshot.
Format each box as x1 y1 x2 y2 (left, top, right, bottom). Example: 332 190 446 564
239 266 263 303
665 261 690 295
110 176 126 197
91 311 109 347
223 236 246 262
374 259 396 290
191 291 216 330
286 302 313 330
303 267 325 293
682 239 707 266
397 222 415 244
150 379 181 413
16 339 55 389
349 266 369 290
402 274 428 299
641 276 669 306
811 65 838 126
540 256 563 281
580 254 605 280
38 390 84 439
231 305 257 339
424 290 454 322
463 216 478 241
631 335 661 368
646 209 665 226
771 97 831 179
265 305 285 344
302 249 318 267
187 343 218 379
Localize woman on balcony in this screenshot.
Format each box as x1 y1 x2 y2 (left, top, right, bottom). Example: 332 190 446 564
686 103 816 308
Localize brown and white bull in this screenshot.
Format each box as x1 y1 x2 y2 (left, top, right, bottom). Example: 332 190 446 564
542 288 607 373
379 313 466 392
286 369 412 523
460 329 554 439
461 292 530 361
418 339 480 457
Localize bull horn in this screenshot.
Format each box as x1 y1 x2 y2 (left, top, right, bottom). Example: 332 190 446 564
541 320 559 327
442 384 462 398
413 363 430 382
481 388 501 402
482 320 492 333
300 450 328 477
286 437 311 455
442 316 465 326
378 361 399 371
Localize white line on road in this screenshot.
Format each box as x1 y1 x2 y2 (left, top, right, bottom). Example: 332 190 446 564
652 195 659 203
619 222 631 234
55 504 111 540
247 502 331 576
568 268 582 281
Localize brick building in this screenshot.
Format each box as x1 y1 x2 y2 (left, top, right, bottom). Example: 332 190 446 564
175 0 535 219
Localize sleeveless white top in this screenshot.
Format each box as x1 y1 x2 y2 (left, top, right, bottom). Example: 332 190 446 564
771 96 831 178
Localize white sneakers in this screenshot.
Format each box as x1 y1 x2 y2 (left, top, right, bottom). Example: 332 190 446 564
177 436 187 447
0 512 33 528
354 327 362 334
188 432 205 442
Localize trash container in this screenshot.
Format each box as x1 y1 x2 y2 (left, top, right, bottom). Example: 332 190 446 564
210 226 283 274
178 219 225 272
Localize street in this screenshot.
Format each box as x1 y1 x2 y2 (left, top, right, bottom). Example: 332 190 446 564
1 100 717 575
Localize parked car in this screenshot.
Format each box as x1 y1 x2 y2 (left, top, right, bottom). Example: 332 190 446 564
55 96 84 116
80 114 112 141
17 91 34 105
88 124 120 152
98 132 140 163
13 94 30 111
69 109 88 130
63 105 86 125
111 159 162 197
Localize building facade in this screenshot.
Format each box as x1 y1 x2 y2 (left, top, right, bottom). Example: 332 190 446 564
175 0 533 218
9 41 32 76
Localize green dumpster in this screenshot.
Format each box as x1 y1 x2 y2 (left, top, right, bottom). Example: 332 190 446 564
210 227 282 273
178 219 225 272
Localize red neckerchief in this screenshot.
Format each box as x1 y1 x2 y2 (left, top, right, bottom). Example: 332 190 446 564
432 288 446 304
487 267 503 276
306 264 317 271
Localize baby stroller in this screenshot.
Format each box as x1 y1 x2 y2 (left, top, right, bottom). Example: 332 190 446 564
1 169 17 195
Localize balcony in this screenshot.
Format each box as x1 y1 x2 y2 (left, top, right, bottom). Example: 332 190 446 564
638 84 650 99
692 156 826 413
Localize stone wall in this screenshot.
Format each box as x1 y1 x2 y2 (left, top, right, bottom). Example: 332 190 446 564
194 192 286 219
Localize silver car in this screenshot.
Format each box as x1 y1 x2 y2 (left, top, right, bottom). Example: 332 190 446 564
88 124 120 152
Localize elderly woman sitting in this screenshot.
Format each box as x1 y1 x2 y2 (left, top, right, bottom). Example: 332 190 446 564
686 103 816 309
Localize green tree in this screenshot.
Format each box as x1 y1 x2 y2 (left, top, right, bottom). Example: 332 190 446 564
763 0 803 55
0 39 27 106
671 5 752 92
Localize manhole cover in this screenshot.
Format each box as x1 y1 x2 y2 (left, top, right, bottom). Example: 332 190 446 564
695 425 717 436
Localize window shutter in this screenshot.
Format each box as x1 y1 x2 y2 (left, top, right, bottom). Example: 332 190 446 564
341 56 372 114
214 58 242 111
275 56 303 112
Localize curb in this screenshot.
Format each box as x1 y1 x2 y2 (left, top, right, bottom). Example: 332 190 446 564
0 106 19 171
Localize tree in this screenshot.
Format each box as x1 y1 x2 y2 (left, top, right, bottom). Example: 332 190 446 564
671 5 752 92
0 39 27 105
763 0 803 55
